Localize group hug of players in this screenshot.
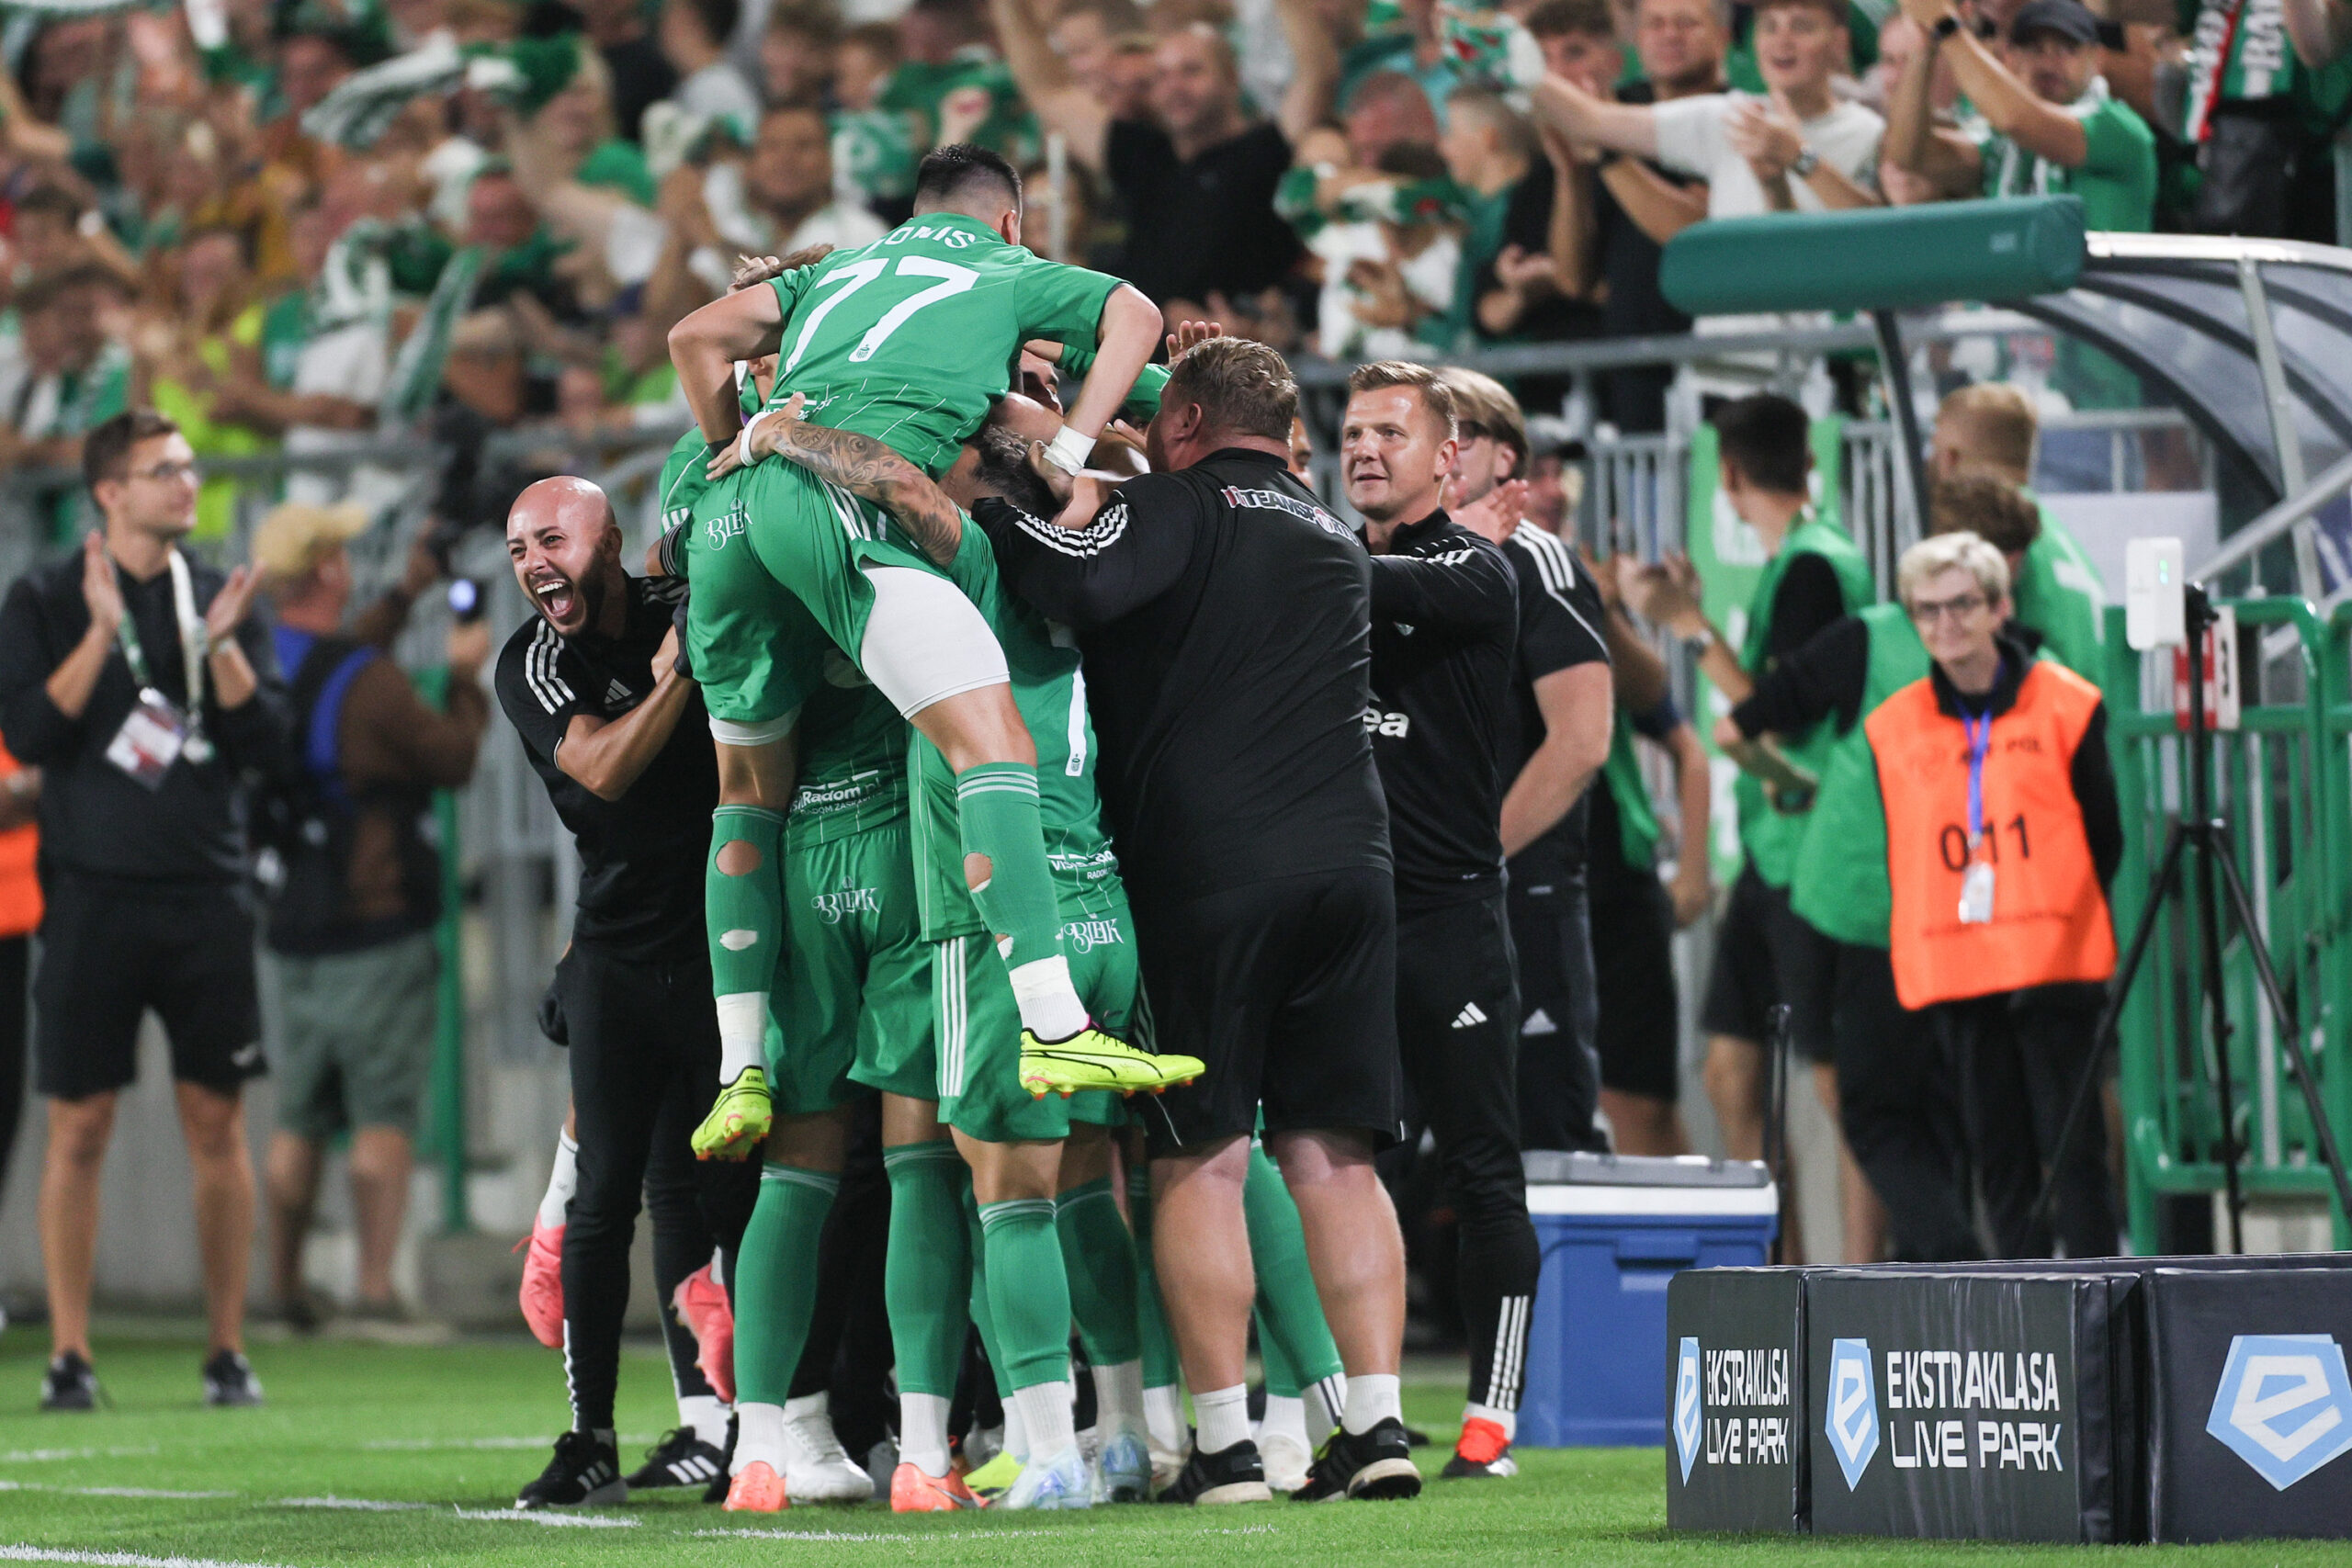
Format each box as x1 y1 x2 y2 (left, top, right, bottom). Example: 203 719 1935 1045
493 143 1442 1514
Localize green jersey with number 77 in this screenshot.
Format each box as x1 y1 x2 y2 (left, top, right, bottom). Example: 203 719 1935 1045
752 216 1125 478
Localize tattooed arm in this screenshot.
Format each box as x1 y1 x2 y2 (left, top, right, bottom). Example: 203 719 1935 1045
734 394 966 570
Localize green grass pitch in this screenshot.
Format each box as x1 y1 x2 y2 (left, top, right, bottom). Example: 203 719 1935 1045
0 1330 2341 1566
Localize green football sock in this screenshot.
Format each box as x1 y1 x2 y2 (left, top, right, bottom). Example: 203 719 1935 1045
1257 1303 1304 1399
977 1197 1072 1392
882 1142 969 1398
963 1186 1014 1401
707 806 786 1079
1246 1143 1345 1389
953 764 1085 1040
1127 1164 1182 1391
732 1163 840 1407
1055 1178 1142 1367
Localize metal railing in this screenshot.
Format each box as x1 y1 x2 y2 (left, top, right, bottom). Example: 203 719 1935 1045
2106 599 2352 1249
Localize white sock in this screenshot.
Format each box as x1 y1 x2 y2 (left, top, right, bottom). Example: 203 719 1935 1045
716 992 767 1081
537 1133 578 1230
1193 1382 1250 1456
1342 1372 1400 1436
1464 1401 1517 1441
1007 954 1089 1040
1307 1372 1348 1438
899 1392 953 1478
734 1401 786 1473
1144 1384 1186 1455
1001 1395 1031 1461
1092 1358 1146 1439
1257 1393 1308 1453
678 1393 729 1450
1012 1379 1078 1460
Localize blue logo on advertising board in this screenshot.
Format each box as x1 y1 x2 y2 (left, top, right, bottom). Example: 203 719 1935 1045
2205 1334 2352 1491
1825 1337 1881 1490
1673 1337 1702 1483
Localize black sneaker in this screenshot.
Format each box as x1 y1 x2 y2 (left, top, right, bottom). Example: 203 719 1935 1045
1293 1418 1423 1501
700 1415 739 1504
516 1430 628 1509
1154 1436 1272 1505
624 1427 727 1491
40 1351 99 1412
201 1349 264 1407
1401 1424 1431 1449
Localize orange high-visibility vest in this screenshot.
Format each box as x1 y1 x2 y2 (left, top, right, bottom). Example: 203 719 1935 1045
1866 659 2115 1010
0 742 39 941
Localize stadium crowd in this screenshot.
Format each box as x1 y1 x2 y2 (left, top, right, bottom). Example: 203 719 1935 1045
0 0 2252 1523
3 0 2349 500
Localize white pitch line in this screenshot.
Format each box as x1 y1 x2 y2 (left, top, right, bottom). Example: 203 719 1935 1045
0 1483 233 1501
0 1450 159 1465
273 1498 636 1529
0 1547 297 1568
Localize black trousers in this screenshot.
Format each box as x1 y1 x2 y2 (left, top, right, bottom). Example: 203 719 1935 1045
1396 893 1541 1418
1826 942 1977 1263
1934 983 2119 1261
0 934 26 1203
557 942 759 1432
1506 843 1606 1153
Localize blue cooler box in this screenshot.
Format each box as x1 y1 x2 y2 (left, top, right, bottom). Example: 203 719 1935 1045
1518 1152 1778 1448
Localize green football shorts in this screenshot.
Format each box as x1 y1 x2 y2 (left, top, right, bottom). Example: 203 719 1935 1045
935 885 1142 1143
770 817 933 1113
685 460 1009 741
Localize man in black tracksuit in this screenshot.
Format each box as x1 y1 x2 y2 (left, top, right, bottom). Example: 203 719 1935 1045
495 476 757 1508
1340 362 1539 1482
978 338 1419 1506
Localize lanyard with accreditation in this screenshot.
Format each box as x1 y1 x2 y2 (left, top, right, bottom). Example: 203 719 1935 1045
1958 706 1993 924
103 548 214 788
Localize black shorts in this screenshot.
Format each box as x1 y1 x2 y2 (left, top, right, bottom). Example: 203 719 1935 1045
1132 867 1401 1156
1591 873 1681 1101
1697 865 1833 1062
35 876 264 1100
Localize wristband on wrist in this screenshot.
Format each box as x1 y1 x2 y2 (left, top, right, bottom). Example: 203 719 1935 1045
1042 423 1094 475
736 408 783 468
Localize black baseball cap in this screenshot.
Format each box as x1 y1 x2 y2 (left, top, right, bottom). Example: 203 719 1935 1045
2008 0 2103 45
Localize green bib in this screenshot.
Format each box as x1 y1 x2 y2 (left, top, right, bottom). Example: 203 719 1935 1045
1600 708 1662 872
1735 513 1875 887
2012 504 2107 687
1787 604 1928 947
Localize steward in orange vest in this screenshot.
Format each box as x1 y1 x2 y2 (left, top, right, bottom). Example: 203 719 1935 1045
1868 630 2120 1013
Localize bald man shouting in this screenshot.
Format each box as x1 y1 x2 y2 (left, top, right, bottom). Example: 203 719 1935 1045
494 477 759 1509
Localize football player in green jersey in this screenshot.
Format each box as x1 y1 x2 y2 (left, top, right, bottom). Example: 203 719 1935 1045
733 390 1201 1513
667 145 1166 1153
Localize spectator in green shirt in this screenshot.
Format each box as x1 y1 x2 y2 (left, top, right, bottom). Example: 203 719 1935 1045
1884 0 2156 231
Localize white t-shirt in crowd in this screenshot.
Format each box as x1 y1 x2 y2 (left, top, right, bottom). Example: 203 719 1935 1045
1651 91 1884 220
1649 90 1884 392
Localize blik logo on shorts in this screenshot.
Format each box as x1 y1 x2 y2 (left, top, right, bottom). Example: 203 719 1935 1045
2205 1333 2352 1491
1825 1337 1881 1491
1673 1337 1702 1484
